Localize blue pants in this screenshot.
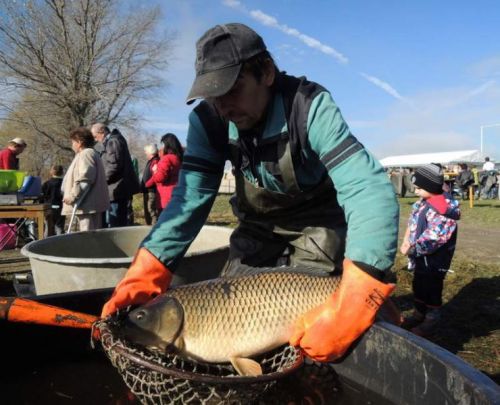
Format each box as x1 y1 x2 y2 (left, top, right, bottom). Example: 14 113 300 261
106 199 129 228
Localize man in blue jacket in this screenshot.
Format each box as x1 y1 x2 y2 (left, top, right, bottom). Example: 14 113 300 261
102 23 399 362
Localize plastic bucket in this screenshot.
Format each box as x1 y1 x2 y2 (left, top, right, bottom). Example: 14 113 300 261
0 170 26 193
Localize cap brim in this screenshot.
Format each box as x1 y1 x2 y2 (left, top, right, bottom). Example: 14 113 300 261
186 64 241 105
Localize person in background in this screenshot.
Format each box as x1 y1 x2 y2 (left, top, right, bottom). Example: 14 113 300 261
90 124 140 227
496 172 500 200
0 137 27 170
144 133 183 211
102 23 398 363
480 167 499 200
482 157 495 172
488 171 499 199
41 165 65 236
455 163 474 199
471 165 480 199
62 127 110 232
141 144 160 225
127 155 140 226
400 163 460 337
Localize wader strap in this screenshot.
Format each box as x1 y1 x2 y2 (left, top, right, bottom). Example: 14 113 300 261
277 139 301 194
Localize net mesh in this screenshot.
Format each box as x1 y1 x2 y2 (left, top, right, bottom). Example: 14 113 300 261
94 316 303 405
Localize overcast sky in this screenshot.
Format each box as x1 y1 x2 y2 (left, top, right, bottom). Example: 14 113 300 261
134 0 500 160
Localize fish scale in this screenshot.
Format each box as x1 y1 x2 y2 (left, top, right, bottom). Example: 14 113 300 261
164 271 341 363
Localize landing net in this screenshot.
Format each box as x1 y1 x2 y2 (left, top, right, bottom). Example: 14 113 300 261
94 315 303 404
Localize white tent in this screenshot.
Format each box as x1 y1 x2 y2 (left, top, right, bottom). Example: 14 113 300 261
379 150 484 168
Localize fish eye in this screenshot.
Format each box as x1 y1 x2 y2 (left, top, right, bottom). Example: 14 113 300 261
135 310 147 320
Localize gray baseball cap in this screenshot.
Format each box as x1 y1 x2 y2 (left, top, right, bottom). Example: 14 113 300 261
186 23 267 104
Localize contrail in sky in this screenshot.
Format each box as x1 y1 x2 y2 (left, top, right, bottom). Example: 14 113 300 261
360 73 406 101
223 0 347 64
222 0 405 101
249 10 348 64
467 80 496 98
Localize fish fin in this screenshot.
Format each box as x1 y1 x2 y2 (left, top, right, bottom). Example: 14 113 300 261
174 336 185 352
229 356 262 377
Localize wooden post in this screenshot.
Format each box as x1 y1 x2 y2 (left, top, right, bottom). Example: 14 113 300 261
469 186 474 208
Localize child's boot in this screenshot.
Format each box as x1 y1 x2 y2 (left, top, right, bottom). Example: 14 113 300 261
411 308 441 337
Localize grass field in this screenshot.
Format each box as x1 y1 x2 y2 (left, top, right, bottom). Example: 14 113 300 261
203 194 500 384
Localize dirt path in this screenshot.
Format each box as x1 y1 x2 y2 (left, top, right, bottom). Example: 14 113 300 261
455 223 500 264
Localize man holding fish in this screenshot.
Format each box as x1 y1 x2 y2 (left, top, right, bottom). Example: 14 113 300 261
102 23 399 364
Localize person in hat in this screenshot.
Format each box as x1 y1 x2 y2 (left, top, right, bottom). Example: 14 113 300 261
101 23 399 363
400 163 460 337
0 137 27 170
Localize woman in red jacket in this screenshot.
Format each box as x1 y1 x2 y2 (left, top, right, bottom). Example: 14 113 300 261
145 133 183 211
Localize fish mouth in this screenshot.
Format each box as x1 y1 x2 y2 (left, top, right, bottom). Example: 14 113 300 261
119 321 167 350
119 296 185 355
119 326 182 356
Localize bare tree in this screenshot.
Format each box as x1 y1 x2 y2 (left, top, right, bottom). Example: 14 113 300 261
0 0 174 156
0 94 73 176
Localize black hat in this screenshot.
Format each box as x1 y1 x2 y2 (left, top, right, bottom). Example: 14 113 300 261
411 164 444 194
186 23 267 104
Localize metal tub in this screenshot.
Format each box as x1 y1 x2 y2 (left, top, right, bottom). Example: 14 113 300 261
2 288 498 405
21 225 232 295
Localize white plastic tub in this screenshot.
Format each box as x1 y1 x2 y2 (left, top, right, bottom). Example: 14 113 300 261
21 225 232 295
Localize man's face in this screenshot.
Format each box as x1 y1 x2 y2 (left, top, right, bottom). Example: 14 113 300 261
13 144 26 155
91 126 105 143
211 64 275 130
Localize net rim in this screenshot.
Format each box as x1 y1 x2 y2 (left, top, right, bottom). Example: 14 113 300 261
108 342 304 385
96 320 304 385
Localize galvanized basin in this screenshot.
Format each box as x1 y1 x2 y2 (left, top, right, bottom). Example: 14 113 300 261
21 225 232 295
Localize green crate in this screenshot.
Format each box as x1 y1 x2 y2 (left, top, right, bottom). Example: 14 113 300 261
0 170 27 193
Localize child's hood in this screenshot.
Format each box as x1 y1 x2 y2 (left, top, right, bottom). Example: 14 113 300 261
427 193 460 220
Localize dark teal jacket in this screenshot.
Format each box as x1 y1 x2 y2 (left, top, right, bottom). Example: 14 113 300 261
142 73 399 272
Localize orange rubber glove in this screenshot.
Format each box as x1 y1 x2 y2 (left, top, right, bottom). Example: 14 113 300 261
289 259 395 362
101 248 172 318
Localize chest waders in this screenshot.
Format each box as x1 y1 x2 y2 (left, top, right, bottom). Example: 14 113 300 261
222 132 347 276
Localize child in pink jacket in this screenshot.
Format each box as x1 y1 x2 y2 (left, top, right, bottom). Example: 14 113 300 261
400 163 460 337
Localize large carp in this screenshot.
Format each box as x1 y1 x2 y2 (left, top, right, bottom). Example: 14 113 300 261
120 268 340 376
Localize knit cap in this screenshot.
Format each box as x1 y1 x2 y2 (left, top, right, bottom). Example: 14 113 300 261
411 163 444 194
